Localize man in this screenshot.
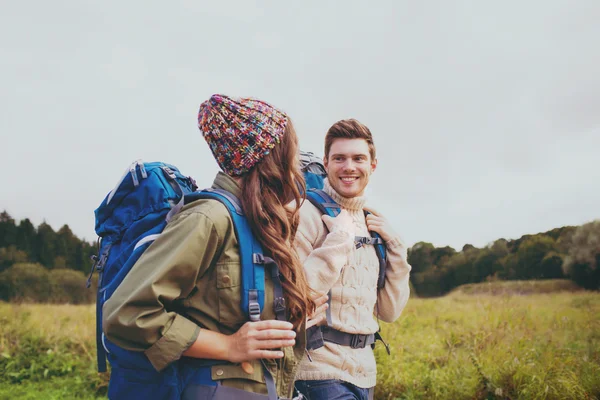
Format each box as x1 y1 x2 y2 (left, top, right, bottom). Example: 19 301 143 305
294 119 412 400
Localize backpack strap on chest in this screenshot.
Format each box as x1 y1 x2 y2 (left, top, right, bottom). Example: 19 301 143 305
185 188 268 322
305 189 341 217
364 210 388 289
184 188 282 400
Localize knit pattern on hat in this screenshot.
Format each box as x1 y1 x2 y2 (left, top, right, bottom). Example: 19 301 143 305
198 94 288 176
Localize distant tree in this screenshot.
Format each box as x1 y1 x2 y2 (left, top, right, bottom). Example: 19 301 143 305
56 224 80 269
500 235 560 280
34 222 57 268
16 218 36 256
408 242 436 274
411 267 451 297
462 244 475 252
445 246 481 287
540 252 564 279
544 226 577 242
563 220 600 290
431 246 456 268
489 238 509 256
517 235 557 279
473 239 509 279
76 240 97 274
0 211 17 248
444 252 473 288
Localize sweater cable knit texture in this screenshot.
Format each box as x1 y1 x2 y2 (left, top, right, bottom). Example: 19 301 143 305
294 178 411 388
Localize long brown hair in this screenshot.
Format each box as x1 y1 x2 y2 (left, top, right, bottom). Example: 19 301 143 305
240 118 314 328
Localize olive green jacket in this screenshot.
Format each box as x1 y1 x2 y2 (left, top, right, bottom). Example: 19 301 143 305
103 172 305 398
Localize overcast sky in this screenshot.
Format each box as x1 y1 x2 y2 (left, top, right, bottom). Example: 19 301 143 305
1 1 599 250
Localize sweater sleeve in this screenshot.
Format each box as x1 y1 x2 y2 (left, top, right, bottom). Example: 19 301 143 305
294 203 354 296
375 237 412 323
102 210 220 371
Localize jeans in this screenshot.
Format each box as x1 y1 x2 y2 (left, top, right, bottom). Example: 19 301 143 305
294 380 374 400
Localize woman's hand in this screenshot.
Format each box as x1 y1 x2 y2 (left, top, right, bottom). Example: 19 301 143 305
226 320 296 363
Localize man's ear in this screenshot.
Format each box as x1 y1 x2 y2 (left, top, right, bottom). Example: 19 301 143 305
371 158 378 173
323 156 328 172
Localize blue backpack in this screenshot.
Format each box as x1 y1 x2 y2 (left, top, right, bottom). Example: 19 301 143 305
90 160 288 399
299 150 326 189
89 161 196 368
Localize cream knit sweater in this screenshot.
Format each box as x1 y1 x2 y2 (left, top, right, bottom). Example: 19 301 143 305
294 179 412 388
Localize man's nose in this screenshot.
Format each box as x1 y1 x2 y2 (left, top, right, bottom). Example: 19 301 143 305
342 159 356 170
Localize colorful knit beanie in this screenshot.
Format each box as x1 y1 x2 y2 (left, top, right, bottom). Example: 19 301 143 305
198 94 288 177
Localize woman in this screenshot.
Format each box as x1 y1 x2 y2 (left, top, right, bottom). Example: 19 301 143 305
103 94 319 399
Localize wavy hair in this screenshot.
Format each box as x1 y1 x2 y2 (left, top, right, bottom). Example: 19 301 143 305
324 118 376 161
240 119 314 329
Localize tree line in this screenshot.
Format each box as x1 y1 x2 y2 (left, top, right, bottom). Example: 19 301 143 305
0 211 97 303
408 222 600 296
0 211 96 274
0 210 598 302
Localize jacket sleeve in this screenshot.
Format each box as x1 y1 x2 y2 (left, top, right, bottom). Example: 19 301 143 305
102 210 221 371
294 204 354 296
375 237 412 323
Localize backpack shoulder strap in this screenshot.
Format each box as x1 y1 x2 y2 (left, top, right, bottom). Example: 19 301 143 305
305 188 341 217
184 188 265 322
306 189 387 289
364 210 388 289
184 189 283 399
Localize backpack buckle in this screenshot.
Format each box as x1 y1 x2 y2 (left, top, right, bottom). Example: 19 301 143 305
354 236 369 249
253 253 276 266
96 246 111 271
161 166 176 180
273 297 286 314
248 288 261 322
350 334 368 349
249 302 261 321
188 176 198 191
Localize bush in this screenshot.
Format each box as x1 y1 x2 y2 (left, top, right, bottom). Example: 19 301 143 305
49 269 94 304
0 263 51 302
0 264 95 304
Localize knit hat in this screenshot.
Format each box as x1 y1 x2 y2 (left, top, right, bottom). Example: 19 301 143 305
198 94 288 176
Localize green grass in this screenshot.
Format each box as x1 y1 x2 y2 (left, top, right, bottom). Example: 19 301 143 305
1 289 599 399
375 291 600 399
0 303 108 399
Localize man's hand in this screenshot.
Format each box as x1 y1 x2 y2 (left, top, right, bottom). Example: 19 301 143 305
321 209 354 234
307 294 328 329
364 207 398 243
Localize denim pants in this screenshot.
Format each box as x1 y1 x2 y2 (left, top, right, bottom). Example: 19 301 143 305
294 380 374 400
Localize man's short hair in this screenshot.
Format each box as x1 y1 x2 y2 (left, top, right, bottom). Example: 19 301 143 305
324 119 376 161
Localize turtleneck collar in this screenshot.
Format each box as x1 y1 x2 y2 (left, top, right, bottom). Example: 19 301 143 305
323 177 367 211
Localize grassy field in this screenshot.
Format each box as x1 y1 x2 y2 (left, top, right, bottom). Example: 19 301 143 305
1 284 599 399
